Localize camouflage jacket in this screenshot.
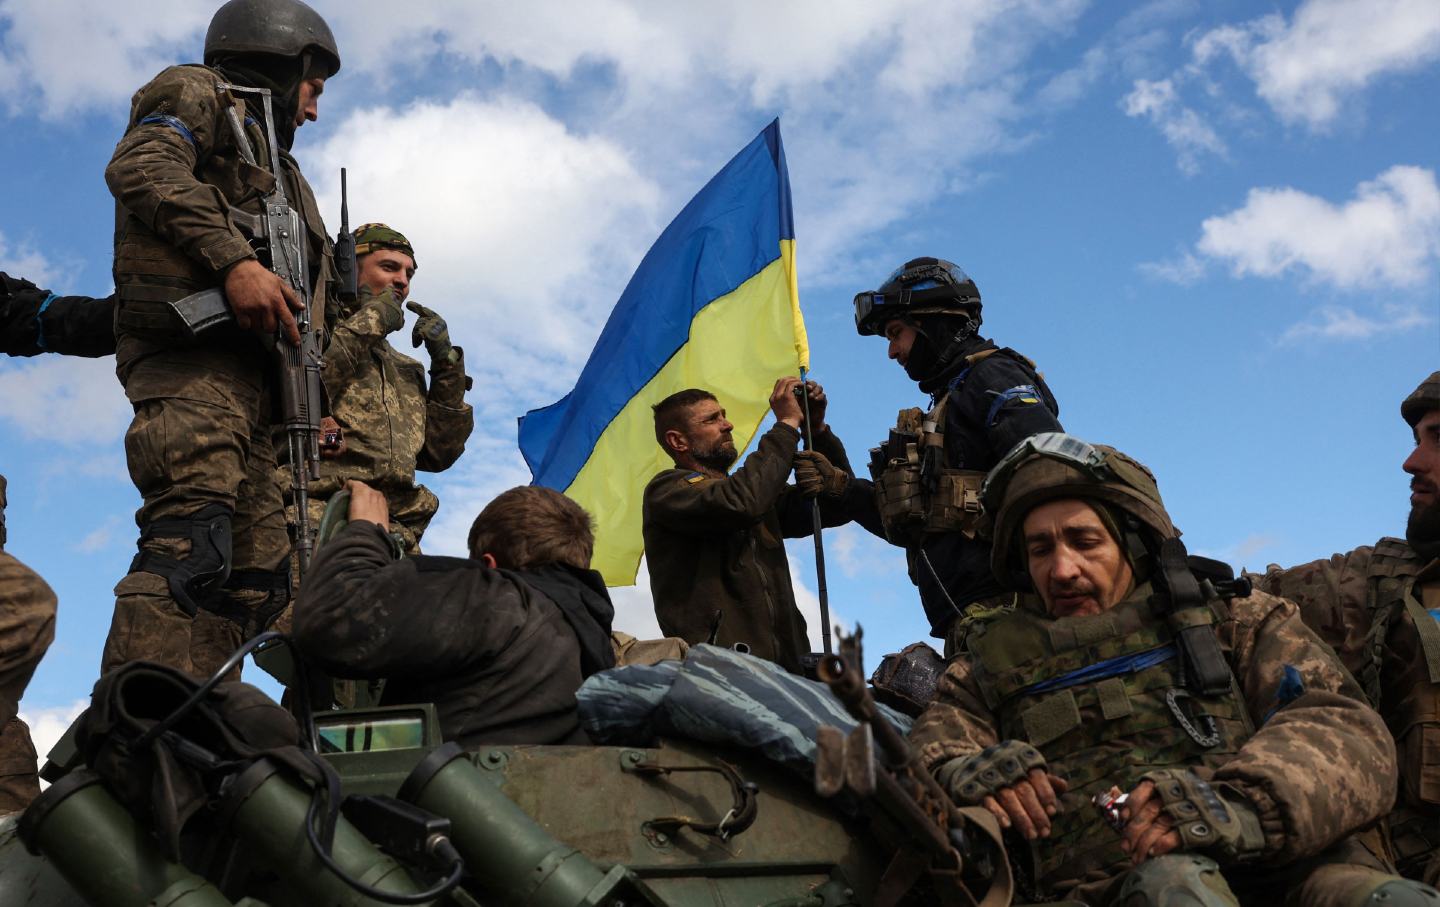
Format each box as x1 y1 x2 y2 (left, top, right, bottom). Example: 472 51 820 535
1252 543 1440 813
643 423 867 674
105 64 335 350
301 289 473 548
910 585 1394 889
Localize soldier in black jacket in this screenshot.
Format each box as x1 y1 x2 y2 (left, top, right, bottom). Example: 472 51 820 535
293 480 615 747
846 257 1062 655
0 272 115 358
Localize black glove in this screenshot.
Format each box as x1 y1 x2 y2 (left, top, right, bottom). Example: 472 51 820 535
936 740 1047 806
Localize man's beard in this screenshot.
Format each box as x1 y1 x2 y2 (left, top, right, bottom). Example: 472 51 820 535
693 440 738 472
1406 499 1440 562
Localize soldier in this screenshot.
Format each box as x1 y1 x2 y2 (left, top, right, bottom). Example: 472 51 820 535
1251 372 1440 885
0 477 58 813
293 480 615 747
292 222 473 554
101 0 341 678
0 272 115 358
909 433 1427 905
642 378 868 674
850 257 1061 656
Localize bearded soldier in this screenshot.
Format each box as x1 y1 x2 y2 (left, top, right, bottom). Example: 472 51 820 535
910 433 1427 905
846 257 1061 656
289 223 473 555
1250 372 1440 885
101 0 341 678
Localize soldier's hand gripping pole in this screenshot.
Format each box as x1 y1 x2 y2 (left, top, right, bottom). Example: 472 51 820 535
798 369 833 656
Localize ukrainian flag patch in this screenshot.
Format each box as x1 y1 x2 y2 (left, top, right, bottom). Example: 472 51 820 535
685 472 706 484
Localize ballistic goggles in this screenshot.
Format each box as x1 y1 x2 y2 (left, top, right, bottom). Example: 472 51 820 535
981 432 1111 512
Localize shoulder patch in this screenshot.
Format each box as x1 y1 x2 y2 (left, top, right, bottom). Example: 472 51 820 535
685 472 706 484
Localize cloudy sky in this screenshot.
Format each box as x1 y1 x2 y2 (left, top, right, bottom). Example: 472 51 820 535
1 0 1437 757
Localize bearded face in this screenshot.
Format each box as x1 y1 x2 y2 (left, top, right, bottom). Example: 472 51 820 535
1404 410 1440 560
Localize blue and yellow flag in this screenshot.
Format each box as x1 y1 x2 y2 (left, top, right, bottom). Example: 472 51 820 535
518 119 807 584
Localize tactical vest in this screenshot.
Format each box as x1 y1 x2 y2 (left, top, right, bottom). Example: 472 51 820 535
868 350 1015 545
1360 539 1440 871
968 588 1254 892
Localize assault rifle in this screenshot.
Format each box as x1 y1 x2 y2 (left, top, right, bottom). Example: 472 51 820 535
814 628 1012 907
168 83 325 576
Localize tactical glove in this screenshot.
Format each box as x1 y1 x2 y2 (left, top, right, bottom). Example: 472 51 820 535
935 740 1047 805
1138 769 1266 862
794 450 850 499
406 301 457 364
358 285 404 334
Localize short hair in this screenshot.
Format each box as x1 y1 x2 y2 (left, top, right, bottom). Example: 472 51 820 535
652 388 716 450
466 486 594 570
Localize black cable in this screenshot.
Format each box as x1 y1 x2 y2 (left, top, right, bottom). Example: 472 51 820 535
303 785 465 904
134 630 285 750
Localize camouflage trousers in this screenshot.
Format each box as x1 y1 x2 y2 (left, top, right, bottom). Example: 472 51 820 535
0 550 57 813
1052 829 1416 907
103 340 291 680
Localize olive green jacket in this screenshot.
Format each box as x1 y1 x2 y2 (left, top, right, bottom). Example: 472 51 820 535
642 423 865 674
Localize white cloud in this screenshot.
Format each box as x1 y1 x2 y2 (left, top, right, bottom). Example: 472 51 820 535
74 515 125 554
19 698 87 776
1191 0 1440 129
1121 78 1227 174
1138 250 1207 284
1280 304 1435 344
0 0 206 119
1194 165 1440 288
789 558 848 653
0 356 131 446
0 232 58 288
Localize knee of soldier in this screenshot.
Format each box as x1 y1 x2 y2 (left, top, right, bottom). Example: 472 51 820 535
1115 854 1239 907
1342 878 1440 907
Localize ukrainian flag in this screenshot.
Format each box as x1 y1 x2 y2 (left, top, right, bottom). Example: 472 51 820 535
518 119 808 585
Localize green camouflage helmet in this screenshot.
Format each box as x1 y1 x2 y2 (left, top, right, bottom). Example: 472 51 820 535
983 433 1176 587
353 223 416 268
1401 371 1440 429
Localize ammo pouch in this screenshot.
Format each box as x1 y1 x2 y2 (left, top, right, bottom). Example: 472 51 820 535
870 403 984 546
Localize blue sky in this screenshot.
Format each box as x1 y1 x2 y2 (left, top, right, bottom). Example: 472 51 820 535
1 0 1436 755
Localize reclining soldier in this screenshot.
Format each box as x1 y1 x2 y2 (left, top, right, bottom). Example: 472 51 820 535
910 433 1430 906
293 480 616 747
1250 372 1440 885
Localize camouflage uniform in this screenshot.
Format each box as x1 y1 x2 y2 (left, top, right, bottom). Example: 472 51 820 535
286 286 472 554
101 64 336 678
0 477 57 813
910 436 1407 905
1250 374 1440 885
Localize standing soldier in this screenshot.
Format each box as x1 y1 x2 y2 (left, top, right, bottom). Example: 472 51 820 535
0 477 57 813
101 0 341 678
1251 372 1440 885
293 223 472 554
849 257 1061 655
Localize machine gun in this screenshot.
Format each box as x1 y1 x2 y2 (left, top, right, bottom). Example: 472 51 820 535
168 83 328 576
814 628 1012 907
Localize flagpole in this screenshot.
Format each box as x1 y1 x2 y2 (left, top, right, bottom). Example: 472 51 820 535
798 366 833 656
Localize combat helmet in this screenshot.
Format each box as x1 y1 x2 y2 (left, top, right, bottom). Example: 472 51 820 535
982 433 1175 588
1402 371 1440 429
853 257 981 337
205 0 341 77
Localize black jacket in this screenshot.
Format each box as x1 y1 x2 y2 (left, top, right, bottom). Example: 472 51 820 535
0 273 116 358
294 521 616 747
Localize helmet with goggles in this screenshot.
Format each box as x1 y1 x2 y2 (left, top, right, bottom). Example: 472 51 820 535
983 433 1176 587
853 256 981 337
